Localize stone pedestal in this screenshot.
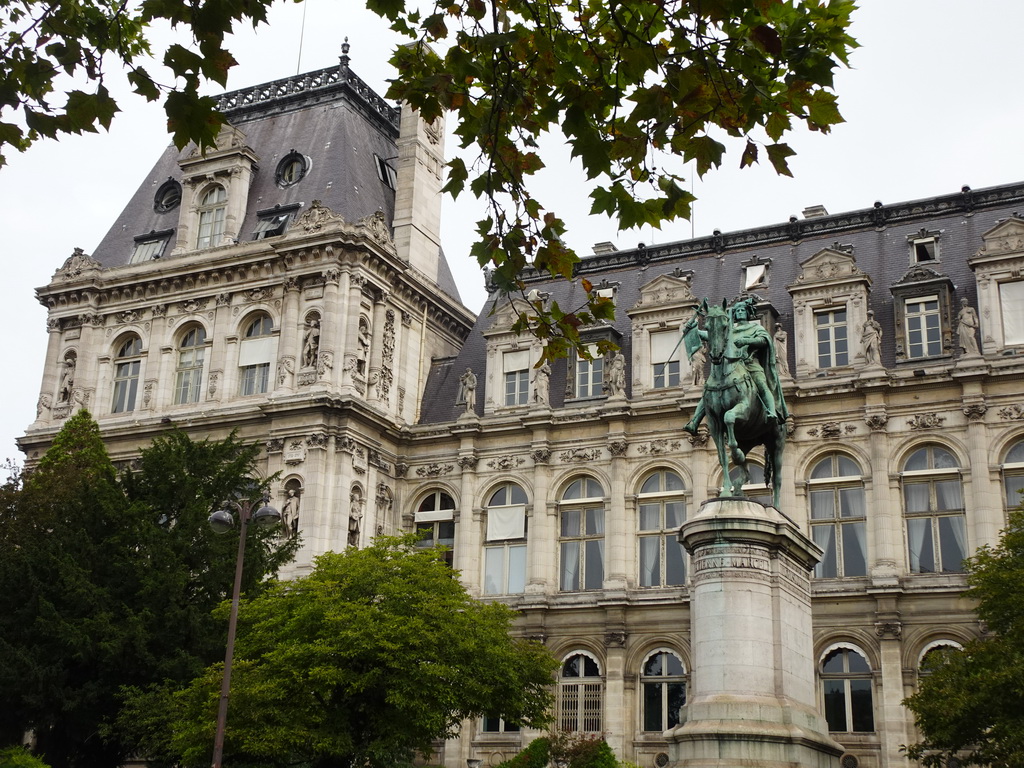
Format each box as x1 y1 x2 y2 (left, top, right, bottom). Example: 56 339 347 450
668 498 843 768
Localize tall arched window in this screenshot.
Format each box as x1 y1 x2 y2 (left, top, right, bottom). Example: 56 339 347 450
559 477 605 591
414 489 456 567
558 653 603 732
820 647 874 733
1002 439 1024 509
196 185 227 248
808 454 867 578
638 470 687 587
483 483 528 595
173 326 206 404
111 335 143 413
902 445 966 573
641 650 687 731
729 462 773 506
239 314 274 396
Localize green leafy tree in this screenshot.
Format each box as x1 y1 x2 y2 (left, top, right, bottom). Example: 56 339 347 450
1 0 856 358
0 412 296 768
903 506 1024 767
0 746 52 768
136 538 556 768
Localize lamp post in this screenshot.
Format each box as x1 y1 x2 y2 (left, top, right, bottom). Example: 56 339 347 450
208 496 281 768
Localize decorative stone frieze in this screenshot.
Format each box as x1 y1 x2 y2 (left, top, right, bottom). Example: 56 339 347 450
908 413 945 430
416 463 454 477
487 455 525 470
559 447 601 463
638 439 681 454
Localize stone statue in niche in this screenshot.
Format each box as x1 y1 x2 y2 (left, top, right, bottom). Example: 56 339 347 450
606 351 626 397
689 342 707 387
533 362 551 406
357 317 371 375
302 318 320 368
458 367 477 413
774 323 790 377
956 298 981 356
58 356 76 403
862 310 882 366
281 488 300 537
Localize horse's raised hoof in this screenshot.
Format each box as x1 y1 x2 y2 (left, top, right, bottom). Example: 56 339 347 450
683 420 699 435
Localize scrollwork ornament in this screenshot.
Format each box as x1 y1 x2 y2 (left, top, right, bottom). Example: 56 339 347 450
531 449 551 464
962 403 987 421
864 412 889 431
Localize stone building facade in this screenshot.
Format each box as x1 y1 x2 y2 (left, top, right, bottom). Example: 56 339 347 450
20 60 1024 768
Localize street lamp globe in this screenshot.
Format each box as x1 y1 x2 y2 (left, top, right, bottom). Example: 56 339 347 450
252 502 282 529
208 509 235 534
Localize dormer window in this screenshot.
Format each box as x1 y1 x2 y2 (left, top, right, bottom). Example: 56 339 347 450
908 228 941 264
251 204 301 241
742 255 771 291
154 179 182 213
130 229 173 263
375 154 397 189
276 151 309 187
196 185 227 249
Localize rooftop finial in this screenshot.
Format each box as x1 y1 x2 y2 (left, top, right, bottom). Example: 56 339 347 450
340 37 351 67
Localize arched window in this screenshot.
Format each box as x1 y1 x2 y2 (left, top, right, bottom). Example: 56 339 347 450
415 490 456 567
173 326 206 404
559 477 605 591
558 653 603 732
729 462 772 506
820 647 874 733
641 650 687 731
919 643 960 675
638 470 687 587
902 445 966 573
196 185 227 248
1002 440 1024 509
483 483 528 595
239 314 275 396
112 335 143 413
808 454 867 578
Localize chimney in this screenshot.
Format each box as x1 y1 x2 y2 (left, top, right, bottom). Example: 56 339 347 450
392 102 445 283
802 204 829 219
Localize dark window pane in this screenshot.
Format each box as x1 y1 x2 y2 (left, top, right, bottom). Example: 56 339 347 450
823 680 847 731
666 682 686 728
643 683 663 731
665 537 686 585
850 680 875 732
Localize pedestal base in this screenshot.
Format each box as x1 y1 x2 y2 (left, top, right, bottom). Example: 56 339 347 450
672 499 843 768
668 693 842 767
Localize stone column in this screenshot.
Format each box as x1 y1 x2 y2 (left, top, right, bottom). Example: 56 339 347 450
865 408 900 585
670 499 842 768
277 276 301 392
525 445 555 595
318 268 342 389
875 622 908 767
606 435 629 592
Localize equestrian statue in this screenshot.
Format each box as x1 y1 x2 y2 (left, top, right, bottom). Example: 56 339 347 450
682 296 788 507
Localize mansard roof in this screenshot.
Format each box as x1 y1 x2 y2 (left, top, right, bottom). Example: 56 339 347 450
89 62 452 285
417 180 1024 424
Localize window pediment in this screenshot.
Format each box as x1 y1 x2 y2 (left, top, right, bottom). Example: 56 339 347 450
632 271 696 312
789 246 870 290
973 216 1024 259
893 262 948 288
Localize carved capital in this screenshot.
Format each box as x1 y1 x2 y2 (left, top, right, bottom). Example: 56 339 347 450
874 621 902 640
864 412 889 431
531 448 551 464
962 403 987 421
608 439 628 457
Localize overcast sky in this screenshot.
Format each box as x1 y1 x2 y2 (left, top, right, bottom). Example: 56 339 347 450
2 0 1022 465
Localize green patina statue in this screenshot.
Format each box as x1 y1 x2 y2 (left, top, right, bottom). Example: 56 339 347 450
682 297 788 507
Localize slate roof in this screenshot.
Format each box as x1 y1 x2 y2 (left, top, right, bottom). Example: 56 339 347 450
418 180 1024 424
90 63 462 303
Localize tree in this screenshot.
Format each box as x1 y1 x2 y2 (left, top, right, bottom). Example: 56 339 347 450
0 412 296 768
134 538 557 768
903 506 1024 767
1 0 856 358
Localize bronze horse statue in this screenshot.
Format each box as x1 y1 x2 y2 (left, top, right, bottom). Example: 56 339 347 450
686 298 787 507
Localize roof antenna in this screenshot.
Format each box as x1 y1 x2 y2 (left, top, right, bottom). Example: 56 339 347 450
296 0 309 74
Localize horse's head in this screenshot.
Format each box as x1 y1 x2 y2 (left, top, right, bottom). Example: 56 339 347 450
706 302 730 365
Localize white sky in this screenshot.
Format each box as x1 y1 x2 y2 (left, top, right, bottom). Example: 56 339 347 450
2 0 1023 465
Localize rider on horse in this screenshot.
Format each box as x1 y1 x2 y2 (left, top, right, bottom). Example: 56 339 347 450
682 297 787 435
